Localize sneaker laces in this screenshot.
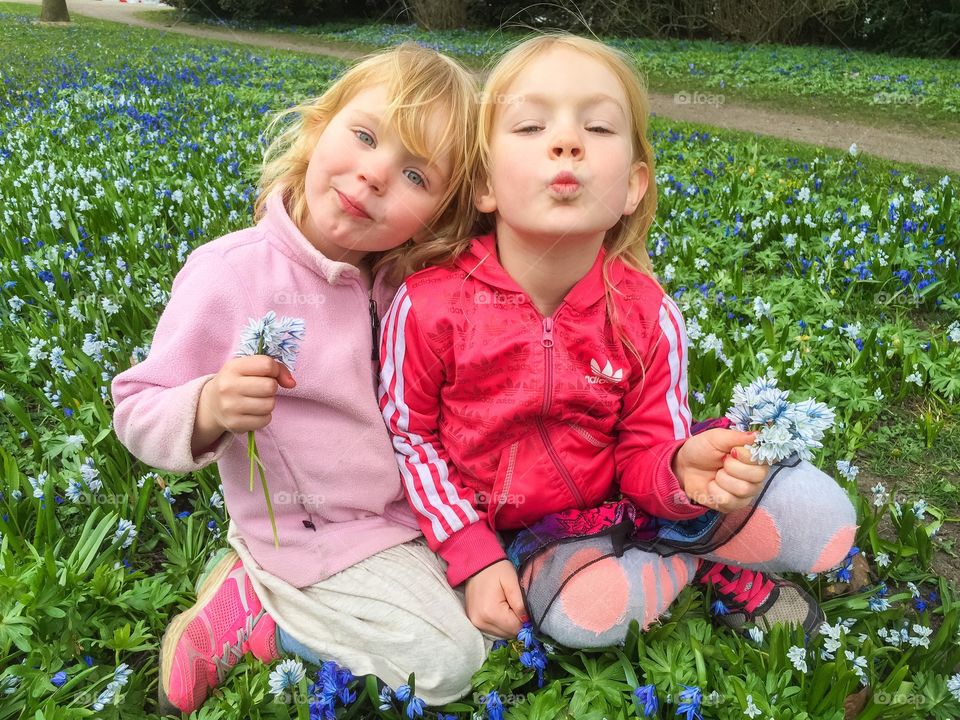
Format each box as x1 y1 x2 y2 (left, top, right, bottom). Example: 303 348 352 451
212 610 264 682
700 562 775 616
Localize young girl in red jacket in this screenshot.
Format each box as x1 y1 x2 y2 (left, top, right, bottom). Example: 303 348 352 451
378 34 857 647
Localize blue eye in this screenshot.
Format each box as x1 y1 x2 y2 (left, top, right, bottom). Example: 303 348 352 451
354 129 375 147
404 169 426 187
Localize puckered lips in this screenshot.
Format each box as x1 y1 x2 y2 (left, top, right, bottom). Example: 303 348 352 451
548 171 581 199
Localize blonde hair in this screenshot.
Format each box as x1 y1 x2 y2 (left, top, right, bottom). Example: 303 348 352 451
417 32 659 286
254 43 479 282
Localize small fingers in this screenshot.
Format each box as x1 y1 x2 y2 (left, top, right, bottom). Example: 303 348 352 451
714 470 761 500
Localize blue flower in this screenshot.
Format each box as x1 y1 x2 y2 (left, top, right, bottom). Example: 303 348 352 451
395 684 412 702
377 686 394 711
51 671 67 687
676 685 703 720
404 695 425 719
634 684 659 717
518 621 536 648
711 599 729 615
482 690 505 720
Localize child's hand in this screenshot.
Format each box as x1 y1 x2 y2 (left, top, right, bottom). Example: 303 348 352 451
192 356 297 454
463 559 529 638
673 429 767 513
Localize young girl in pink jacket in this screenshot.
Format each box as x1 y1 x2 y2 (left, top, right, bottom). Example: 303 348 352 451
112 45 487 713
379 34 857 648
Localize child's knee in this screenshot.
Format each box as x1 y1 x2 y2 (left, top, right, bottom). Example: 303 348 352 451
771 461 858 572
410 624 486 705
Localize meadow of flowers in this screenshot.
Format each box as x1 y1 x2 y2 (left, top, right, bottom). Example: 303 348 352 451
1 5 959 719
160 15 960 121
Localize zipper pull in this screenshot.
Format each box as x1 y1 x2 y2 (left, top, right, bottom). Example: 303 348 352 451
541 317 554 348
369 294 381 363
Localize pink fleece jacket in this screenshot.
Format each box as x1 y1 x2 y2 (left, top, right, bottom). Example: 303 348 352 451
111 192 420 588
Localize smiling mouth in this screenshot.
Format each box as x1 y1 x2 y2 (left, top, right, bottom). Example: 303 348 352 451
336 190 371 219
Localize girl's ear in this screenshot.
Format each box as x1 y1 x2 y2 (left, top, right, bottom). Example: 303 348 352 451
622 161 649 216
474 175 497 214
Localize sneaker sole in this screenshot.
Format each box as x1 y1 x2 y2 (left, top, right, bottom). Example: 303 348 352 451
157 549 241 715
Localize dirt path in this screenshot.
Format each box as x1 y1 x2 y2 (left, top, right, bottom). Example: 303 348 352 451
19 0 960 173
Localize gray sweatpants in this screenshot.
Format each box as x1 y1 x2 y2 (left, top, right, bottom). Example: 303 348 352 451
228 524 493 705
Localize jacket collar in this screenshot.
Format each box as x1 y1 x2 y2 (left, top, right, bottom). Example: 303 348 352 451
453 233 625 313
262 191 365 287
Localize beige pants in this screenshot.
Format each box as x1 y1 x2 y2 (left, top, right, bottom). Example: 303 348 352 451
228 524 495 705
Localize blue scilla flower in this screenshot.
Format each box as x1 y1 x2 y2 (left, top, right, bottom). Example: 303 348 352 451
377 685 394 711
395 684 412 702
634 684 659 717
491 639 509 651
404 694 425 719
518 621 536 648
711 599 729 615
676 685 703 720
482 690 505 720
51 671 67 687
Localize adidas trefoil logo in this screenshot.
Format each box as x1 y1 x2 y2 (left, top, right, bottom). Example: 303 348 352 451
586 358 624 384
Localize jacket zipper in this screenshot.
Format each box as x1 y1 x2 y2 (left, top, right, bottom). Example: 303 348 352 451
369 292 380 363
537 316 585 508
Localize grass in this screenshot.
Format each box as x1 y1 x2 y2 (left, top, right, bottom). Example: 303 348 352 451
129 9 960 137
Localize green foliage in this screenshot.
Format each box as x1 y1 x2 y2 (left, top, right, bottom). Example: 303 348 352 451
0 5 957 719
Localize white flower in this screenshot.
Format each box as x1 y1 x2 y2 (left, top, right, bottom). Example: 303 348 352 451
787 646 807 673
268 658 305 697
752 296 772 319
209 491 224 509
874 388 884 401
28 472 48 499
236 312 307 371
849 143 858 155
743 694 762 718
908 624 932 648
783 233 797 248
912 499 928 520
947 673 960 701
114 519 137 549
748 627 765 644
65 480 83 503
905 371 923 386
874 552 890 568
906 582 921 598
836 460 859 481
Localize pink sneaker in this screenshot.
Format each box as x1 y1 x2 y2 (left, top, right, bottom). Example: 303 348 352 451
158 551 279 713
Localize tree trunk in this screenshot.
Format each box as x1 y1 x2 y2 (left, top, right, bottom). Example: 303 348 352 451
40 0 70 22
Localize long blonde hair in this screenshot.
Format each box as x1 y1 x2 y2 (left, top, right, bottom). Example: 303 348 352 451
416 33 659 286
254 43 479 281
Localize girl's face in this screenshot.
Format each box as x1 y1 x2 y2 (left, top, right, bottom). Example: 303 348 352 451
476 46 647 247
300 84 453 265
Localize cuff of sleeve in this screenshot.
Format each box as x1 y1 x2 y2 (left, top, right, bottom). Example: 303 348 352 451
654 440 709 520
439 522 507 587
113 374 234 473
